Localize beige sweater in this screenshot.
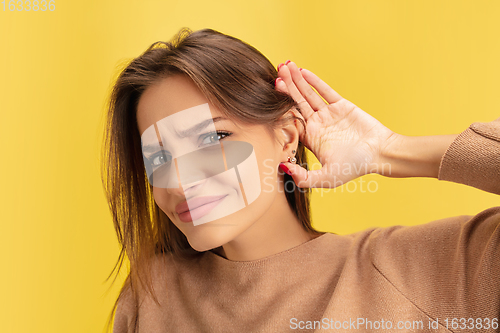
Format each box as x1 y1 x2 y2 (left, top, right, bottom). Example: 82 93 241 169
113 118 500 333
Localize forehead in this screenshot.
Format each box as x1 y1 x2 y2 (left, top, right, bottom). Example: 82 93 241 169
136 75 217 136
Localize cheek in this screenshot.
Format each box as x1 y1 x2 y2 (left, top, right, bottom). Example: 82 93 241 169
152 187 171 216
233 141 280 205
206 172 241 195
253 146 280 194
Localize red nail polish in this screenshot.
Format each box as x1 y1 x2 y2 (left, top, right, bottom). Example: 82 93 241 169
277 63 284 71
285 60 291 65
279 163 292 176
299 68 303 71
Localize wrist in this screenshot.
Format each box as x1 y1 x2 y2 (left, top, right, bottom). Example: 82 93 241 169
376 133 458 178
375 132 404 177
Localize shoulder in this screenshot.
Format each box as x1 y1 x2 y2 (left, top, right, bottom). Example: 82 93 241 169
113 277 137 333
365 206 500 315
112 253 180 333
368 206 500 266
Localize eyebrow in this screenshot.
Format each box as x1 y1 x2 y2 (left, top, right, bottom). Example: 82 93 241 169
142 116 228 153
176 116 227 138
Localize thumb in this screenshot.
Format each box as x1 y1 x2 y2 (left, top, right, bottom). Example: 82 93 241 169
279 162 324 188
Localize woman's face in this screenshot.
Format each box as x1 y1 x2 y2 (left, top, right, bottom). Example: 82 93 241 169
136 74 294 252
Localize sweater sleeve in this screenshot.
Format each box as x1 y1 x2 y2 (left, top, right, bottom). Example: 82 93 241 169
370 208 500 326
369 117 500 326
438 116 500 195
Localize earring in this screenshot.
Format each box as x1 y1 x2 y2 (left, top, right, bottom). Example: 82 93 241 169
288 149 297 163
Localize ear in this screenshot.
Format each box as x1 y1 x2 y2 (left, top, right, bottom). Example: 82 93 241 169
275 107 301 163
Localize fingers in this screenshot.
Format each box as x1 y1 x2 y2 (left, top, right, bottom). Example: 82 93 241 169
277 64 315 120
277 63 306 103
274 78 288 94
275 76 307 143
286 61 329 112
280 162 328 189
279 61 343 105
275 78 307 124
299 68 343 104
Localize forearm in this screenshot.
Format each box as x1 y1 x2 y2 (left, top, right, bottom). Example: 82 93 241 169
376 133 459 178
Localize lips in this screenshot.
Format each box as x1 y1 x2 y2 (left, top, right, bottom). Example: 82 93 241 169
175 194 228 215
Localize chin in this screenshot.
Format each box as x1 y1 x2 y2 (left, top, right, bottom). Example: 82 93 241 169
183 225 237 252
187 236 224 252
188 241 217 253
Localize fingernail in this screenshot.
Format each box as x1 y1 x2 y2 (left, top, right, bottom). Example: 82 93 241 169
275 77 282 85
279 163 292 176
285 60 291 65
277 63 284 71
299 68 303 71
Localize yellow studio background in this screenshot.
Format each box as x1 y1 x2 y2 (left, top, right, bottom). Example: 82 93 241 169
0 0 498 332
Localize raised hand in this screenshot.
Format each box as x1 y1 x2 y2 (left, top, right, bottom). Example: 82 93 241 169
276 61 396 188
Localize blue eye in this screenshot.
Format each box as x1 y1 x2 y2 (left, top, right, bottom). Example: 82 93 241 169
150 151 172 167
200 131 232 146
147 131 232 168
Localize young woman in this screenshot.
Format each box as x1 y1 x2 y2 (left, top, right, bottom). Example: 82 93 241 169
102 28 500 332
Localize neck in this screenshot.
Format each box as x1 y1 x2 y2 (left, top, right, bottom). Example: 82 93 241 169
215 191 322 261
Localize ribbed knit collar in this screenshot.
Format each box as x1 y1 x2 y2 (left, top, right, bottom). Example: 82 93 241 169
203 232 335 268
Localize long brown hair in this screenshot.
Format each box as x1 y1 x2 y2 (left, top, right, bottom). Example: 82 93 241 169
101 27 321 332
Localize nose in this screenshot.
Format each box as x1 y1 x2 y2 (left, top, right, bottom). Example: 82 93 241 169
167 179 206 198
164 157 205 197
165 183 185 197
165 157 185 196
